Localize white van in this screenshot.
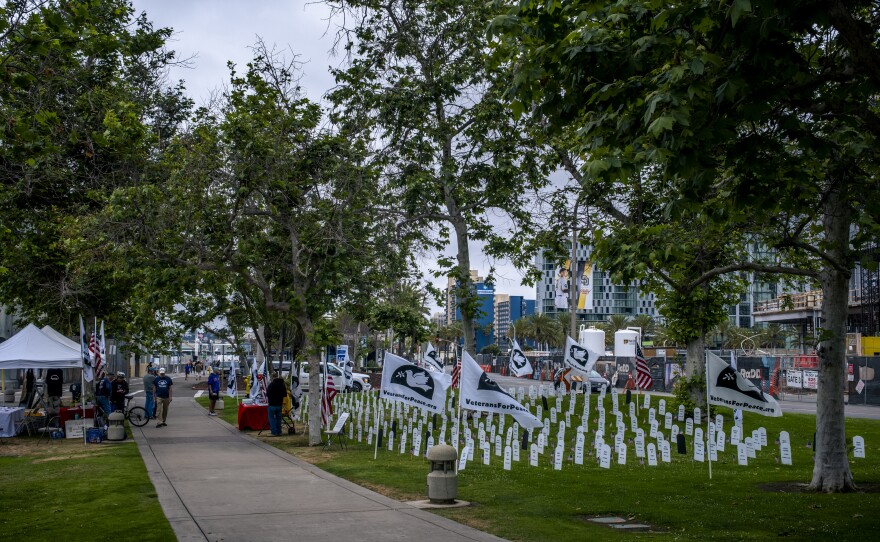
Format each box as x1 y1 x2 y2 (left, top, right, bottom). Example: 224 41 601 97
298 362 371 392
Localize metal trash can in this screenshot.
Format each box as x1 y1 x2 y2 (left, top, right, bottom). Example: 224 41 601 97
426 444 458 504
107 411 125 441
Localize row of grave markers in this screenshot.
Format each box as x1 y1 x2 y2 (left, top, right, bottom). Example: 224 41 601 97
321 385 868 470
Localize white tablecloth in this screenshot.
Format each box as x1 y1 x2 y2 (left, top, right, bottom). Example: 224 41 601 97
0 407 24 437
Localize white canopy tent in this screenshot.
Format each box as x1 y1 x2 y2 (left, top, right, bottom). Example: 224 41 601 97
0 324 82 369
41 325 82 353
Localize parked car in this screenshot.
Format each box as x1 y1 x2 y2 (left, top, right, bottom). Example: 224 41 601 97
298 362 371 393
270 360 293 377
555 367 610 392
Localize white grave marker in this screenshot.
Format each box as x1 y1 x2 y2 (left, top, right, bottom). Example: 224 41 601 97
678 404 685 422
647 443 658 466
685 417 694 436
529 443 538 466
504 445 512 470
854 436 866 459
737 443 748 465
600 444 612 469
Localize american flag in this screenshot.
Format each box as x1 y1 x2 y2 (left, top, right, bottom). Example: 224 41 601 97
451 354 461 389
635 342 653 390
89 331 103 379
321 374 337 428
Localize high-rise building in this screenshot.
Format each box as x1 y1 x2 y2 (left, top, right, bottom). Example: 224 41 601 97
534 245 658 324
445 270 482 325
496 295 535 347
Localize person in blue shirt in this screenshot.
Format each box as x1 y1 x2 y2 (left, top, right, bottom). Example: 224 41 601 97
153 367 173 427
95 373 112 420
207 367 221 416
143 366 157 419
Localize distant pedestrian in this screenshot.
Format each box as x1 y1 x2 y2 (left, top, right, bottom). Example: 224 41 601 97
207 367 221 416
154 367 173 427
184 362 192 381
111 372 129 413
266 373 287 436
143 366 157 419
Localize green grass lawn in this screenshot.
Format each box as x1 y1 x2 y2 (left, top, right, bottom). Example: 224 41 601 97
0 435 174 541
197 392 880 541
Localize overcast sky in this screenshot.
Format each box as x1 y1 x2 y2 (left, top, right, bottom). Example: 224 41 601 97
130 0 539 312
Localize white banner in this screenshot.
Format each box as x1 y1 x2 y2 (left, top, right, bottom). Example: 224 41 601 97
564 336 599 375
509 339 532 378
422 342 444 372
802 370 818 390
785 370 803 389
707 351 781 417
380 353 450 414
460 351 542 428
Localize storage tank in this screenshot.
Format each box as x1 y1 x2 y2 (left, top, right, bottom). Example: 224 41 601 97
579 326 605 356
614 329 639 357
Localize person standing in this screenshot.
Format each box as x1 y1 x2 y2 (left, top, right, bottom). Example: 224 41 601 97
111 372 129 413
207 367 221 416
143 367 157 419
45 368 64 416
266 373 287 436
96 372 112 419
154 367 173 427
184 361 191 381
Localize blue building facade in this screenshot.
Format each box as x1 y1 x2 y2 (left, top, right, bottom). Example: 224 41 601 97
454 282 496 352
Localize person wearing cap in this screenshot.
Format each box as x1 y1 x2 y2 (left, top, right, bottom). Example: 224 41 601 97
111 372 129 413
143 366 158 419
154 367 173 427
207 367 221 416
265 372 287 436
96 372 113 419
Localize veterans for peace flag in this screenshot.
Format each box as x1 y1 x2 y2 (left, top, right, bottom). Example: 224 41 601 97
564 336 599 375
707 350 782 417
422 342 444 372
460 350 542 429
381 352 450 413
508 338 532 377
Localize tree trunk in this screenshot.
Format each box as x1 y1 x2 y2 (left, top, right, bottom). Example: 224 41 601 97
452 217 477 356
685 334 706 410
300 318 324 446
810 186 855 492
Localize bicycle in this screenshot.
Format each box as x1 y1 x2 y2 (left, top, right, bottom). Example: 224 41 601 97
95 394 149 428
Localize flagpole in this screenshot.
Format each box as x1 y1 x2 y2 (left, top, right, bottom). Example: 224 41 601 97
373 393 380 460
705 349 712 480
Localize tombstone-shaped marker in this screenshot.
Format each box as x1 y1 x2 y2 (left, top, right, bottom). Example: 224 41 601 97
745 437 756 458
482 446 491 465
662 441 671 463
550 407 557 424
780 439 792 465
575 439 584 465
554 445 564 470
650 420 659 439
529 443 539 466
618 442 627 465
495 434 503 456
759 427 768 447
693 407 702 424
503 445 512 470
737 443 748 465
658 399 666 417
708 440 717 462
678 404 685 422
694 439 705 462
635 435 645 458
647 442 658 466
399 431 408 454
716 430 726 452
854 436 866 459
685 417 694 436
629 401 636 418
536 405 543 420
643 393 651 408
664 412 673 430
731 425 742 445
677 432 687 455
512 441 520 462
600 443 612 469
467 440 474 461
459 446 469 471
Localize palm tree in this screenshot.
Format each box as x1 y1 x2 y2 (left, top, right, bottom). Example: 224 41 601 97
757 324 791 350
629 314 655 341
524 313 564 351
599 314 631 347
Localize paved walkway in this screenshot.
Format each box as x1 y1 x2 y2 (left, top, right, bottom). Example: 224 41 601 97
132 398 505 542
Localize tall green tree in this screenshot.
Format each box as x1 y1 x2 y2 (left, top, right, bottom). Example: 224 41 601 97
110 45 400 445
328 0 548 356
496 0 880 491
0 0 191 347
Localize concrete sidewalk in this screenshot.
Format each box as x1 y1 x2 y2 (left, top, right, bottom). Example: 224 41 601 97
132 399 505 542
